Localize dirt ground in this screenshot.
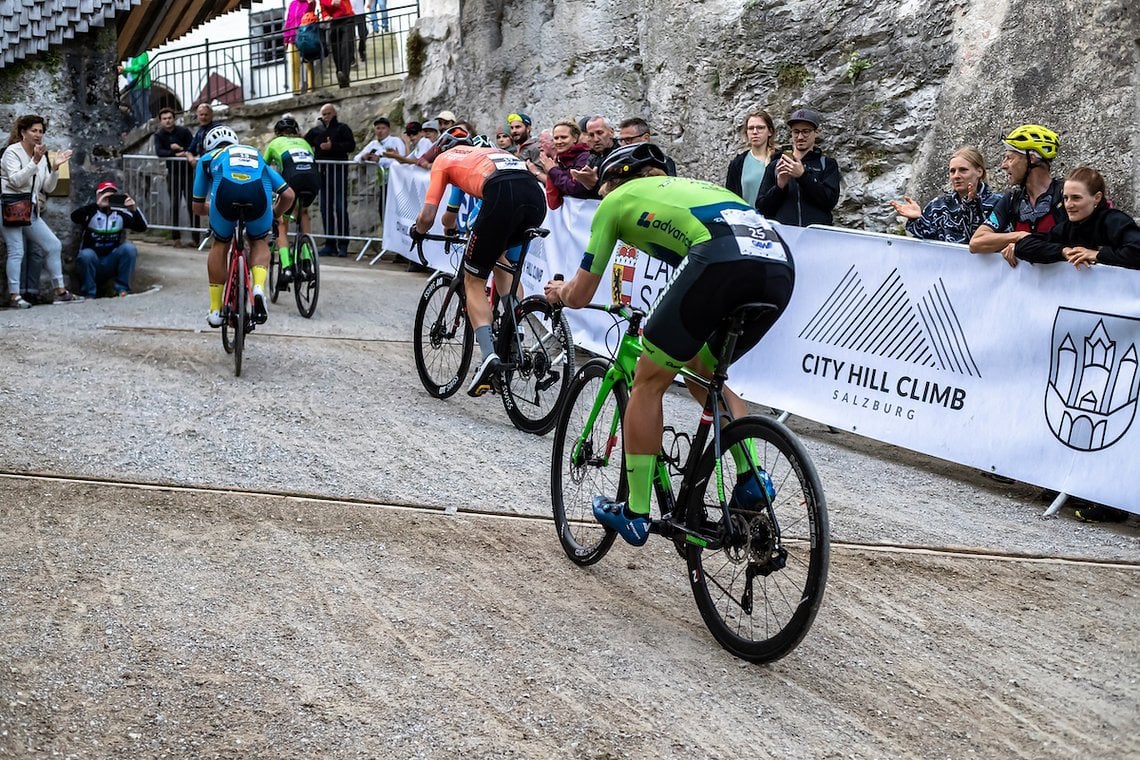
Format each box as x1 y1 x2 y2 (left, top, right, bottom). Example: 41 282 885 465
1 243 1137 759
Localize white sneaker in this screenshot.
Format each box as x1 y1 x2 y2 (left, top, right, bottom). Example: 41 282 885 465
207 310 224 328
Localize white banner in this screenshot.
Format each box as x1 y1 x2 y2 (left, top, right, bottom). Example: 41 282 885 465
385 163 1140 512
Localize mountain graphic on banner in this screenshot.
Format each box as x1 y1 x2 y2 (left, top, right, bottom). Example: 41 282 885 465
798 266 980 377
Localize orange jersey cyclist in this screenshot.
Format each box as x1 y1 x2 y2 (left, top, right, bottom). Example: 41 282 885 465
544 143 795 545
411 126 547 396
192 126 295 327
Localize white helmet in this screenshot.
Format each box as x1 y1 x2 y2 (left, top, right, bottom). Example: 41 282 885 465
203 125 239 153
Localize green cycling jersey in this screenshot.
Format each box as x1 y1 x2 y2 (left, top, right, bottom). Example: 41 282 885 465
264 136 315 175
581 176 754 275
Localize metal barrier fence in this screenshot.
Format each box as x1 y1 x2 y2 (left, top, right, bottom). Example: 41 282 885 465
137 3 421 113
122 155 393 260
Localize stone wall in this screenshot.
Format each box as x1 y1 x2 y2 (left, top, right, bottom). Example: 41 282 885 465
401 0 1140 229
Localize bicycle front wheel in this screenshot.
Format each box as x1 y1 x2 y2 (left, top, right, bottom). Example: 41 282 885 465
685 415 828 663
293 232 320 318
550 358 625 565
413 273 472 399
501 297 575 435
233 260 247 377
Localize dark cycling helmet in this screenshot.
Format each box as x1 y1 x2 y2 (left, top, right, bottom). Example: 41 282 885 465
434 126 473 153
203 125 239 153
1003 124 1059 162
471 133 492 148
598 142 668 182
275 116 300 135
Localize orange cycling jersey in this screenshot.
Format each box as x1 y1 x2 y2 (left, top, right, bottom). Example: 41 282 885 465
424 146 529 205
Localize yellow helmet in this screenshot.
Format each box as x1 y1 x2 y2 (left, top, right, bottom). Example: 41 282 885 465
1003 124 1059 162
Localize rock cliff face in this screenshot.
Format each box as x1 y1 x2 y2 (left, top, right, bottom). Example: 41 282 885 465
401 0 1139 229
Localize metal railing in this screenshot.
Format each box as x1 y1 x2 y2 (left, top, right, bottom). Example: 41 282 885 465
122 155 393 259
133 3 420 114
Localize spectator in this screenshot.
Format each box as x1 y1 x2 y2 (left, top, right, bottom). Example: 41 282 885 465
386 121 432 166
305 103 356 256
889 147 998 244
1 114 80 307
1011 166 1140 272
320 0 355 88
617 117 677 175
284 0 316 95
755 107 841 226
355 116 405 226
508 112 541 163
494 126 513 151
435 110 457 131
369 0 389 33
118 51 151 127
969 124 1066 253
572 115 619 195
153 107 195 245
186 103 218 168
70 181 147 298
725 109 776 207
523 128 553 186
538 120 592 209
354 0 369 66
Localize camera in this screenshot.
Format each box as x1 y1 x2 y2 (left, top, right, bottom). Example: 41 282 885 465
108 193 129 207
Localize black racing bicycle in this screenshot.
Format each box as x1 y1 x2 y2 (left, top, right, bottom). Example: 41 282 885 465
411 229 574 435
550 301 829 663
268 210 320 318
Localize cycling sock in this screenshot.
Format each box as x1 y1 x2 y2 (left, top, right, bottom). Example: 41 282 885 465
279 245 293 268
729 438 759 474
624 453 656 516
475 325 494 357
209 283 224 312
252 265 268 292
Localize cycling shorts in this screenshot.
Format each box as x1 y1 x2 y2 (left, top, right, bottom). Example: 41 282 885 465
209 177 275 241
462 170 546 279
283 169 320 210
642 234 795 372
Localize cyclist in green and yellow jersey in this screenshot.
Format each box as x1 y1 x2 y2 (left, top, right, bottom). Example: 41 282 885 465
264 117 321 284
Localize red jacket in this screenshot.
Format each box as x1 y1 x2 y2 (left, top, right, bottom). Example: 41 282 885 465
320 0 354 19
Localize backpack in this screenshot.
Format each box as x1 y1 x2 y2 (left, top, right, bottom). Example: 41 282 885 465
295 13 322 61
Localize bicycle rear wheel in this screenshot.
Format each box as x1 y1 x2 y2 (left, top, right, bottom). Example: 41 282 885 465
268 246 282 304
550 358 625 565
233 259 247 377
685 415 828 663
413 273 472 399
501 296 575 435
293 232 320 318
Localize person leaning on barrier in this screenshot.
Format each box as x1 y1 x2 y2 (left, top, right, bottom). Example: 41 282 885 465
354 116 405 226
617 117 677 176
305 103 356 257
889 147 998 244
154 107 196 245
71 181 147 298
969 124 1066 255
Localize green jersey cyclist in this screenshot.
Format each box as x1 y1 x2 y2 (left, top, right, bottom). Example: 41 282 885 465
264 116 321 285
543 143 795 545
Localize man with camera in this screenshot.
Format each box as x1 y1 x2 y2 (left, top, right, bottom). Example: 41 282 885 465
70 181 148 298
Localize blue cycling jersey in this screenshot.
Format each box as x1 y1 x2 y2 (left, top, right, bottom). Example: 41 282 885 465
193 145 288 241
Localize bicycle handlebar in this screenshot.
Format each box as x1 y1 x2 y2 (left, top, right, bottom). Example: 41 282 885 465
409 231 468 266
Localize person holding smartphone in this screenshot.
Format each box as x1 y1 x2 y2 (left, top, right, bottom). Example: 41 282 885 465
70 180 148 298
353 116 404 226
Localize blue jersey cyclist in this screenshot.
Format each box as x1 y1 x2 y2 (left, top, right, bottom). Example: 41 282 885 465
192 125 295 327
544 143 796 545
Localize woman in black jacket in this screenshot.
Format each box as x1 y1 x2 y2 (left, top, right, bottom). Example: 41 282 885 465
724 109 775 208
1011 166 1140 270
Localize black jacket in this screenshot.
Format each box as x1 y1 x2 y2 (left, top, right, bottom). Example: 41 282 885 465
725 150 748 198
305 118 356 161
1015 204 1140 270
755 146 841 227
154 125 194 160
70 204 148 255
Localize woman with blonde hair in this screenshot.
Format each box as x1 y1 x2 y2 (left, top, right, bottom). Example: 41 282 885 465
725 109 776 208
889 146 998 244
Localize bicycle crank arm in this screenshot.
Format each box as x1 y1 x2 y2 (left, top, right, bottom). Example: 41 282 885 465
649 518 726 551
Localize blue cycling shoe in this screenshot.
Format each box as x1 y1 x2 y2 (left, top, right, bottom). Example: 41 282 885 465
730 469 776 509
592 496 651 546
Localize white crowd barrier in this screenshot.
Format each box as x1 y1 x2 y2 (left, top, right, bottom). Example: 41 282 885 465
383 162 1140 513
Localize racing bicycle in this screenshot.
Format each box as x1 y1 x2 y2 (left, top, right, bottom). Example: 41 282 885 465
550 301 829 662
268 211 320 318
220 209 255 377
411 229 574 435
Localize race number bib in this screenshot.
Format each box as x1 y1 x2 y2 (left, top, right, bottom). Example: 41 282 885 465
489 154 527 173
286 148 314 167
227 146 260 169
721 208 788 262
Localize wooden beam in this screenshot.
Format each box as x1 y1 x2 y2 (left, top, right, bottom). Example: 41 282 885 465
115 0 154 59
153 0 211 47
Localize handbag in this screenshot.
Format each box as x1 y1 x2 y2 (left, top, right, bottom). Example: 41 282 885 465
1 192 32 227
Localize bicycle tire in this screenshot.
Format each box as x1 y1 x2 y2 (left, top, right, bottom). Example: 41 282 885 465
413 273 473 399
233 257 247 377
550 358 626 566
293 232 320 318
685 415 828 663
500 296 575 436
268 246 282 304
221 250 236 355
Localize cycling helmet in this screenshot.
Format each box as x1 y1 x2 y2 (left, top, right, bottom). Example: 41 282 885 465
275 116 300 135
598 142 668 182
203 125 239 153
433 125 473 153
1003 124 1059 162
471 133 492 148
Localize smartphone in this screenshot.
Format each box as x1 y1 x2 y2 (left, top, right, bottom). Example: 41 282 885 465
108 193 128 207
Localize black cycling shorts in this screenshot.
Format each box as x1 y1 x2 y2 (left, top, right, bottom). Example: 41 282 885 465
284 170 320 210
642 234 795 371
463 170 546 279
